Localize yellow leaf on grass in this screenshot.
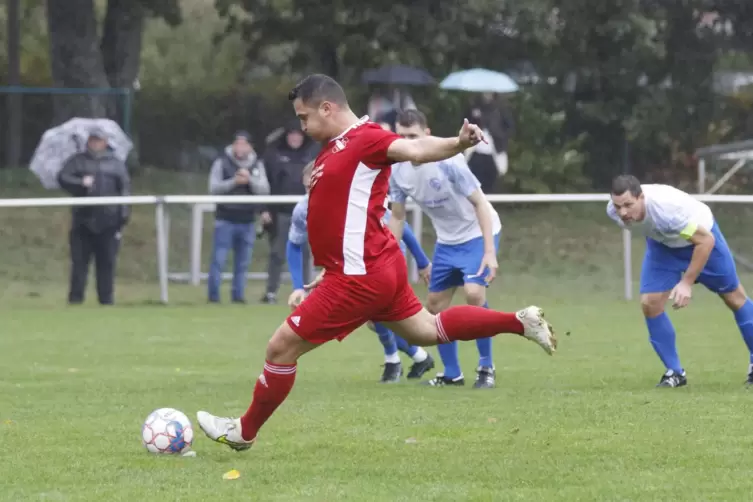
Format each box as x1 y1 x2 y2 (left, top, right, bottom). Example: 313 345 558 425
223 469 241 480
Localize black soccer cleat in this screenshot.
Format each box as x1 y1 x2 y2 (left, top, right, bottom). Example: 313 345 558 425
745 371 753 386
473 366 496 389
380 362 403 383
406 354 435 379
260 293 277 304
657 370 687 388
422 373 465 387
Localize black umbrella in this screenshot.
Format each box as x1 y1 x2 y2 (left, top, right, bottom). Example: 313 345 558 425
362 65 435 86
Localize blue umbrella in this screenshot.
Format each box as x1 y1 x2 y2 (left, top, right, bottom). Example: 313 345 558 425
440 68 520 94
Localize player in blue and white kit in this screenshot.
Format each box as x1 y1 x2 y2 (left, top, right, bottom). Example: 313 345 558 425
286 162 435 383
388 109 504 389
608 175 753 387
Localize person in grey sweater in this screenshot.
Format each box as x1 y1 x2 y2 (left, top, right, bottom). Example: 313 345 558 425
57 127 130 305
208 130 270 303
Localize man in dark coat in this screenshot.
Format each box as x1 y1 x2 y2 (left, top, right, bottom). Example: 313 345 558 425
260 120 318 304
58 127 130 305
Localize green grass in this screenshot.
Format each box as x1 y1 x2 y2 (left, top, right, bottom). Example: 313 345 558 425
3 282 753 501
5 167 753 499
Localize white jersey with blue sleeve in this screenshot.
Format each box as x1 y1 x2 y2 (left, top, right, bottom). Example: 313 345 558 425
389 154 502 245
607 184 714 248
288 194 309 246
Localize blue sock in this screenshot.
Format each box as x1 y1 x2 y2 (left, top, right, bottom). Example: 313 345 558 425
395 335 418 357
645 312 683 373
437 341 461 379
476 302 493 367
733 299 753 363
374 323 398 356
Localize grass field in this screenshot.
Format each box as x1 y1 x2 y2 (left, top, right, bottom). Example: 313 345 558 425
4 167 753 500
3 281 753 501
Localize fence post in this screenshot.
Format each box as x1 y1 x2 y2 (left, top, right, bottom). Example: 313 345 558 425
155 200 169 304
622 228 633 301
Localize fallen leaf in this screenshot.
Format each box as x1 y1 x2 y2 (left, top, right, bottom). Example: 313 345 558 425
487 417 498 424
223 469 241 480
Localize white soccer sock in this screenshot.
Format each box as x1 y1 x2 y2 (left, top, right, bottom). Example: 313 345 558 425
412 347 428 363
385 352 401 364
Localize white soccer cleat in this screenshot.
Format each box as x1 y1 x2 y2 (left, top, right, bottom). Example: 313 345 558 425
516 306 557 355
196 411 254 451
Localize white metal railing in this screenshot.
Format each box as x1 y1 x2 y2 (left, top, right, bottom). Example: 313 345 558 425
3 193 753 304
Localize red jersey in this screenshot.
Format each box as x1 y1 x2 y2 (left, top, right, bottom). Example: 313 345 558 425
307 117 402 275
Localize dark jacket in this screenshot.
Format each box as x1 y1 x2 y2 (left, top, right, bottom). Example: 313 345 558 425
209 146 270 223
465 102 515 153
263 121 318 213
58 149 130 233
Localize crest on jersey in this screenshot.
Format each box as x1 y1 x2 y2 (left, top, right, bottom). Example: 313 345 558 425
332 137 349 153
310 163 324 190
428 177 442 191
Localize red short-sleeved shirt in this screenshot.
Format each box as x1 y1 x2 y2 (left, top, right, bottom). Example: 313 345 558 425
307 117 403 275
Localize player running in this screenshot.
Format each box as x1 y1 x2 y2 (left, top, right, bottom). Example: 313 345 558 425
286 161 436 383
388 109 502 389
608 175 753 387
197 74 557 451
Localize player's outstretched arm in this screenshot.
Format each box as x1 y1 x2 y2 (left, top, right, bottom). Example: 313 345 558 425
386 119 485 164
401 221 430 270
681 225 716 285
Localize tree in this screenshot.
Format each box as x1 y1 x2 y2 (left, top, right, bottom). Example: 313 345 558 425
45 0 181 123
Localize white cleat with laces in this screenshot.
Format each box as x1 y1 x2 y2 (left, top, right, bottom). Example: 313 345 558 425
196 411 255 451
516 306 557 355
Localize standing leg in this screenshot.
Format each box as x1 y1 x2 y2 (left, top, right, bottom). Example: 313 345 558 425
93 228 120 305
639 240 687 387
425 289 463 386
370 321 403 383
208 220 232 303
719 285 753 382
231 222 255 303
264 213 291 302
68 225 93 304
460 233 502 388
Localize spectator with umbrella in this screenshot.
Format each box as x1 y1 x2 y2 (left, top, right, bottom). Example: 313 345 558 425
56 125 131 305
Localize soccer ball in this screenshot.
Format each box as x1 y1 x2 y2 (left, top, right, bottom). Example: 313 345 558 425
141 408 193 454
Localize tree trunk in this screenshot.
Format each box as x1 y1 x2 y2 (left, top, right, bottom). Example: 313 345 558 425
46 0 110 123
5 0 22 168
101 0 145 88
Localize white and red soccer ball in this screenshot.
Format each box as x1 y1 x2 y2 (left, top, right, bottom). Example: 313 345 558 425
141 408 193 454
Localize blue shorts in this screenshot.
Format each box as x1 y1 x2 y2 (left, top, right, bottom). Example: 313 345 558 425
429 233 501 293
640 223 739 294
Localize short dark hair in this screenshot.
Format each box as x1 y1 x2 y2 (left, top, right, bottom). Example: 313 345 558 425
396 109 428 129
611 175 642 197
288 74 348 107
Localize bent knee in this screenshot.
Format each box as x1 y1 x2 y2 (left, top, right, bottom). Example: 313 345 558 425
463 284 486 306
426 293 450 314
366 321 376 332
722 285 748 311
266 322 308 363
640 294 666 318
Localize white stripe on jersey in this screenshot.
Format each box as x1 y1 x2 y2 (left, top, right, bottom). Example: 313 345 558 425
343 163 380 275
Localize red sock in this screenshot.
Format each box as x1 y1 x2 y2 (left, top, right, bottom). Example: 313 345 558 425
239 361 297 441
436 305 524 343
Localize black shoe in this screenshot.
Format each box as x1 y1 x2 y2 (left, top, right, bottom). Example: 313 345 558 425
657 370 687 388
745 371 753 386
261 293 277 304
422 373 465 386
473 366 496 389
407 354 435 379
232 298 247 304
380 362 402 383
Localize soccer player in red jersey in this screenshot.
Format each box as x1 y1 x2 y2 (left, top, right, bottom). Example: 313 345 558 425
197 74 558 451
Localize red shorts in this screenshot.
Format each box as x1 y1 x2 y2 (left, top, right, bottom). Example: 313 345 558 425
286 256 423 344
